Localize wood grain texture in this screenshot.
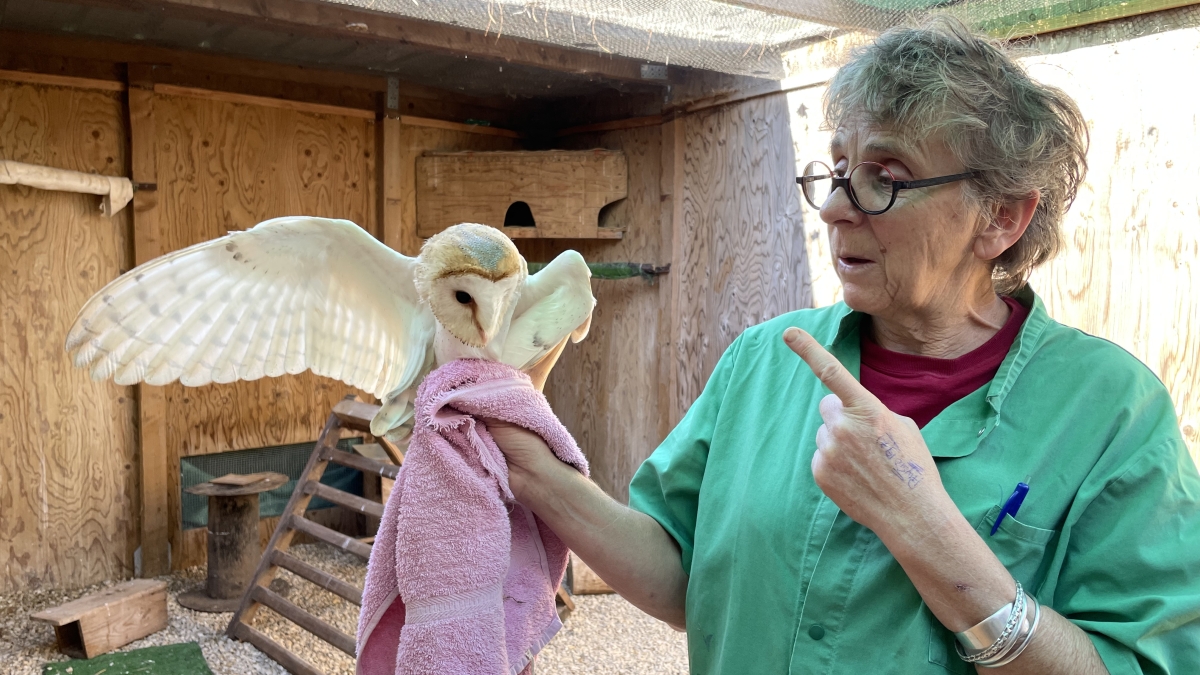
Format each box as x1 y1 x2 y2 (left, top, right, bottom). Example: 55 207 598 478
416 150 628 239
0 80 138 593
1022 27 1200 463
384 123 520 257
151 91 377 569
673 95 811 419
517 125 667 502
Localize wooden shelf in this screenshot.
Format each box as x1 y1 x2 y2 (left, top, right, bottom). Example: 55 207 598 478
416 150 628 239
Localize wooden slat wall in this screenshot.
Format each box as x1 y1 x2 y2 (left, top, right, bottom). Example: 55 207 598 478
519 125 669 502
150 91 380 569
672 95 812 426
0 81 139 593
786 22 1200 465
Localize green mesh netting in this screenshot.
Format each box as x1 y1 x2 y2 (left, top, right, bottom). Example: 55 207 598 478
180 438 365 530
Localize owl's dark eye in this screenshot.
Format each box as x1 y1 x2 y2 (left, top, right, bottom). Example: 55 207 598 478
455 291 473 305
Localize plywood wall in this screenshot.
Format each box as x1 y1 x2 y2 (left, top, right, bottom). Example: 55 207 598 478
0 81 139 593
519 125 669 502
150 91 380 568
673 95 813 421
783 23 1200 464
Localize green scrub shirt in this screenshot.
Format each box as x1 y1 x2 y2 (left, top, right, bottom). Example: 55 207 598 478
629 287 1200 674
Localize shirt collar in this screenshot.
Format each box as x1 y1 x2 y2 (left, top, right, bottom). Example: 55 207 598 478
821 284 1051 415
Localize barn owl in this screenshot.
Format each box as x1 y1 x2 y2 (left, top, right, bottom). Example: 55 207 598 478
64 217 595 438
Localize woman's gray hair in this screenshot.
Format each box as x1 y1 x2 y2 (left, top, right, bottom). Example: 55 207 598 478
824 16 1089 294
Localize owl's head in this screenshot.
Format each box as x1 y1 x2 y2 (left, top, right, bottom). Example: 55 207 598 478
414 223 526 348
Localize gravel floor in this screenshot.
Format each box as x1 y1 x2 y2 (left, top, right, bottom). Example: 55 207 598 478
0 543 688 675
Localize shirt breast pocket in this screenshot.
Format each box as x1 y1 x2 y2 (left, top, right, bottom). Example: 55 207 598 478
927 505 1057 673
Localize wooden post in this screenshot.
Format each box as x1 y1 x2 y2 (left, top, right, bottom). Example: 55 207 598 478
379 77 405 252
127 63 171 577
659 116 686 431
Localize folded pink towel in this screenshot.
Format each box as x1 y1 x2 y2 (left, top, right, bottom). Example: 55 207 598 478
357 359 588 675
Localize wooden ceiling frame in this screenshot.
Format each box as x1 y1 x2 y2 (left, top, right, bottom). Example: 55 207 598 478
62 0 656 83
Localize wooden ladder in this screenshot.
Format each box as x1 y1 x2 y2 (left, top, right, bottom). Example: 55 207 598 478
226 395 404 675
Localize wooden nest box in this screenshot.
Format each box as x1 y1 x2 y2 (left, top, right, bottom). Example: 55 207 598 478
416 150 628 239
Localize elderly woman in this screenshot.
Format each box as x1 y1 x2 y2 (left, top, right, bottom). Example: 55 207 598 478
490 18 1200 674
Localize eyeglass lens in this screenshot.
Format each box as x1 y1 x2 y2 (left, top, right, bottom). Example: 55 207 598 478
800 161 896 213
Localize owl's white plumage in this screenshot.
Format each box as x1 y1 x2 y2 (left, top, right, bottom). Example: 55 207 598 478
65 216 595 437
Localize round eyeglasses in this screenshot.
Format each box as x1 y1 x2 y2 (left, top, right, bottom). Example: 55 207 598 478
796 161 979 215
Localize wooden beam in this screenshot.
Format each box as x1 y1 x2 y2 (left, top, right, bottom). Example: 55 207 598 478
250 585 357 657
288 514 373 559
984 0 1200 39
270 550 363 606
323 448 400 480
301 481 385 519
555 114 665 138
229 622 323 675
67 0 649 82
127 64 171 578
399 115 524 139
152 83 374 118
0 68 125 92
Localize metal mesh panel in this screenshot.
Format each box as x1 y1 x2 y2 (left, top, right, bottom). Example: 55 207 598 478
180 438 366 530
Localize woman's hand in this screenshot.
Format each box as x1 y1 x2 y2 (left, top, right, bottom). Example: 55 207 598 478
783 327 956 542
485 419 562 504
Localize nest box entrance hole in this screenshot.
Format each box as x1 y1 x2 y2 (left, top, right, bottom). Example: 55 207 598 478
504 201 536 227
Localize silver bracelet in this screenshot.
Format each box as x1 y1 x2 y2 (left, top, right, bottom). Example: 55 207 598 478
986 594 1042 668
955 582 1027 664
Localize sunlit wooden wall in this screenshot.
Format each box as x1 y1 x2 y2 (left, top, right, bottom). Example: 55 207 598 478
0 80 139 593
788 20 1200 466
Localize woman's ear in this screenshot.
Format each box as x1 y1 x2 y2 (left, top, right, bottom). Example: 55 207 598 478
975 191 1040 261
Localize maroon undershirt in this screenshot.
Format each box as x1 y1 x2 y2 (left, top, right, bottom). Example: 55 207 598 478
859 296 1029 428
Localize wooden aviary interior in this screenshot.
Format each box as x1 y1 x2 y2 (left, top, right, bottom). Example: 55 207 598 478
416 150 629 240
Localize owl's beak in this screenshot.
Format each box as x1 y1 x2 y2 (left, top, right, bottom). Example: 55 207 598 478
476 302 506 347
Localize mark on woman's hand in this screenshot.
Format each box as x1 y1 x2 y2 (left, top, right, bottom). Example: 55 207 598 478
878 433 924 488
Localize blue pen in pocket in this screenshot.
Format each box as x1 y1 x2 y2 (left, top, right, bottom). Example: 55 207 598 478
991 482 1030 536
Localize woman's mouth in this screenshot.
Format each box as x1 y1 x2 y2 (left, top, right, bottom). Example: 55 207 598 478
839 256 874 265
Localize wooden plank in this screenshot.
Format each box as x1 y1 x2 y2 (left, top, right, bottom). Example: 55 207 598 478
324 448 401 480
983 0 1200 39
567 552 613 595
0 79 139 593
127 64 173 579
661 117 685 435
229 621 323 675
332 399 381 432
302 481 385 519
516 123 667 502
250 585 357 657
271 550 362 606
398 115 523 138
555 115 665 138
154 83 374 119
375 436 406 466
288 514 373 559
674 95 810 426
32 580 167 659
0 68 125 92
416 150 628 239
79 0 649 82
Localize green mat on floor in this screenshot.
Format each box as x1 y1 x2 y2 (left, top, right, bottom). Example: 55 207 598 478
42 642 213 675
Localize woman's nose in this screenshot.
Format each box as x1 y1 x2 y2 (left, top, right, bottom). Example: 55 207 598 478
819 181 861 226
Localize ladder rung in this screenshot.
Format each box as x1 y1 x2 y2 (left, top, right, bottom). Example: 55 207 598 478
230 620 323 675
289 514 372 559
332 399 380 432
251 585 357 658
325 448 400 479
303 481 384 518
271 550 362 606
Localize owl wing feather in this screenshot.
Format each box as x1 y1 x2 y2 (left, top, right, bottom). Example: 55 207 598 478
65 216 436 411
502 249 596 371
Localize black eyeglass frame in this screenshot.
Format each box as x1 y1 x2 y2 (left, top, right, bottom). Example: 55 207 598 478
796 161 980 215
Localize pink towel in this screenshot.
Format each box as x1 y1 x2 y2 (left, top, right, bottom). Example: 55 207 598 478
357 359 588 675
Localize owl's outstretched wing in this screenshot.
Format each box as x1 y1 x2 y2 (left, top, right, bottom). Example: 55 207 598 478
502 249 595 371
65 216 436 411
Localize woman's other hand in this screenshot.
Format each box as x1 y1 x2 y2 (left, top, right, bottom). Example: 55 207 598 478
783 327 956 544
484 418 561 504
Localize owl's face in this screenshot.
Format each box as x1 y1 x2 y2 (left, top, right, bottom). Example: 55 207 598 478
415 223 526 349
